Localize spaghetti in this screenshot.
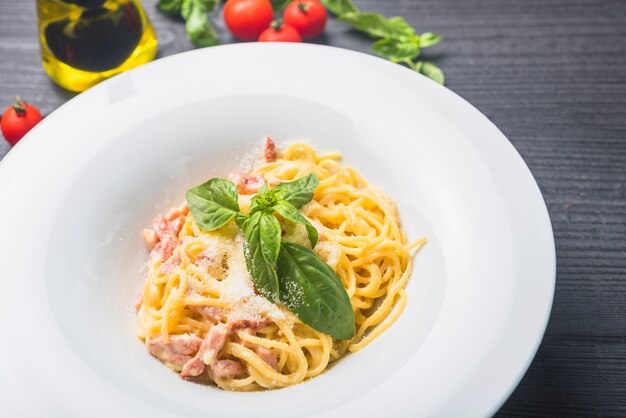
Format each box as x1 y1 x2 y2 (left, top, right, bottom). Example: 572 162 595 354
136 140 424 391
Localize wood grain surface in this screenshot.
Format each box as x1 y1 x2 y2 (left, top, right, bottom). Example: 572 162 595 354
1 0 626 416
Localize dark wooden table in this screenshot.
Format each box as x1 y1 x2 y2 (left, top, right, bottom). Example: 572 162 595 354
2 0 625 416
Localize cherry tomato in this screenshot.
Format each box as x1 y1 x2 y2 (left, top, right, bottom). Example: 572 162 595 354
283 0 327 39
224 0 274 41
1 97 43 146
258 19 303 42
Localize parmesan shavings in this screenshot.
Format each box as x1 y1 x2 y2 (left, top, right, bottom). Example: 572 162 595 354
217 235 285 322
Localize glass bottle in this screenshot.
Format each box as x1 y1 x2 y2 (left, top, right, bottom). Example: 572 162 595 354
36 0 158 92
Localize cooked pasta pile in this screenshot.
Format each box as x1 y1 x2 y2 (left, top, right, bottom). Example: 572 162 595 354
136 141 424 391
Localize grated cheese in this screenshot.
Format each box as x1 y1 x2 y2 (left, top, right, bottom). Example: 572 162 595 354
217 235 285 322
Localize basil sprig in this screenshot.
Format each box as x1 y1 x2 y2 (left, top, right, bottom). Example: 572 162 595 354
158 0 219 47
186 173 355 340
320 0 445 84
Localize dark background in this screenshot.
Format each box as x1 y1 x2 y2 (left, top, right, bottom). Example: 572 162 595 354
1 0 625 415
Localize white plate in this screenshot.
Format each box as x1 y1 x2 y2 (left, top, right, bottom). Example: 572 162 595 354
0 43 555 418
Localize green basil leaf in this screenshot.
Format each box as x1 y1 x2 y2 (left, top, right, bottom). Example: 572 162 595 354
339 13 414 40
158 0 184 16
372 38 420 62
339 12 389 38
235 212 248 229
204 0 218 12
183 0 220 47
272 173 319 209
182 0 217 18
241 211 281 301
270 0 291 11
257 182 270 196
181 0 192 18
419 32 442 48
385 16 416 40
277 243 355 340
186 178 240 231
418 61 445 85
274 203 319 248
249 195 266 214
319 0 359 15
249 183 272 214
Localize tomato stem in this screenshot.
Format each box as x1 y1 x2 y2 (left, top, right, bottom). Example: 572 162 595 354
297 1 309 13
12 96 27 116
270 18 284 31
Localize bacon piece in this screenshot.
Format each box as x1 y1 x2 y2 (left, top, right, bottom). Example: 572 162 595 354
234 328 278 370
201 324 229 365
143 229 158 250
152 214 173 238
213 359 245 378
168 217 185 236
152 238 177 262
180 355 205 378
264 136 277 162
146 334 203 371
229 172 265 195
228 318 270 332
166 203 188 236
166 204 188 222
147 334 202 355
180 324 229 378
160 252 182 274
254 345 278 370
145 202 189 255
150 214 179 261
190 305 224 322
134 294 143 313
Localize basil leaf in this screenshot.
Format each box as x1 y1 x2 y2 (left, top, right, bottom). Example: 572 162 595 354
272 174 319 209
274 203 319 248
235 212 248 229
241 211 281 301
257 182 270 196
180 0 192 18
277 243 355 340
319 0 359 15
372 38 420 62
270 0 291 11
339 12 390 38
385 16 416 40
249 195 266 214
249 183 273 214
339 13 414 40
418 61 445 85
419 32 442 48
186 178 240 231
182 0 220 47
204 0 218 12
158 0 183 16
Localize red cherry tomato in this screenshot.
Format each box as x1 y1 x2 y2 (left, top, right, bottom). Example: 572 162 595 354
258 19 303 42
283 0 327 39
1 97 43 146
224 0 274 41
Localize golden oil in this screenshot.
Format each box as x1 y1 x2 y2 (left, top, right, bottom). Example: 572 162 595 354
36 0 158 92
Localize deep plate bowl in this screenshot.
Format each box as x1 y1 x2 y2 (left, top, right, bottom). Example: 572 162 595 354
0 43 555 418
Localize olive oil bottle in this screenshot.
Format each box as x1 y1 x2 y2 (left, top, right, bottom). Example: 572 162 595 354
36 0 158 92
